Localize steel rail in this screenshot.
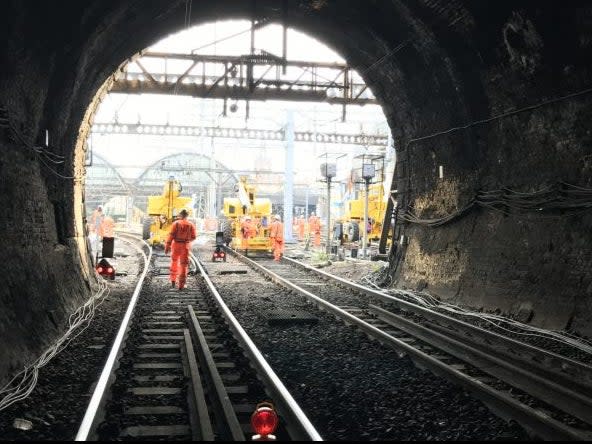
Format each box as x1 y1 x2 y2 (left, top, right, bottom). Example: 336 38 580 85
75 235 152 441
281 256 592 391
369 305 592 426
182 329 215 440
187 305 244 441
190 253 323 441
228 250 591 441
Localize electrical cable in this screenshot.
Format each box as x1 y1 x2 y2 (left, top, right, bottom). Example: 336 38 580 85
360 268 592 358
0 274 111 412
397 182 592 227
3 112 78 180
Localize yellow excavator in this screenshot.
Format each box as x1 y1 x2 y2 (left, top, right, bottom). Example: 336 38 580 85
222 176 272 253
336 182 391 248
142 177 193 246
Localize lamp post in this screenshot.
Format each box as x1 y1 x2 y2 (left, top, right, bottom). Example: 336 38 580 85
361 163 376 259
320 162 336 255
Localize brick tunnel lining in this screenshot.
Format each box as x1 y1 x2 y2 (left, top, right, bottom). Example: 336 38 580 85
0 0 591 384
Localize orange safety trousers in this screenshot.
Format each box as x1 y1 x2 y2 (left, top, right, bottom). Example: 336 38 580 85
313 231 321 246
170 242 190 289
273 239 284 261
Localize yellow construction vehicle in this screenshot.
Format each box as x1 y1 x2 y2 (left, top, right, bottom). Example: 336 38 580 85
222 176 272 253
142 177 193 246
343 183 387 241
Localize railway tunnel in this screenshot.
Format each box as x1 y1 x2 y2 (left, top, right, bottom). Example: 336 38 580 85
1 0 591 393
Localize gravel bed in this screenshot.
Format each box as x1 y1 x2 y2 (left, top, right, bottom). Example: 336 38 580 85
201 248 530 441
0 241 143 440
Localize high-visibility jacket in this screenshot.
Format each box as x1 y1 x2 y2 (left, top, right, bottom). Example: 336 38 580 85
90 210 104 233
241 220 257 238
308 216 321 233
270 221 284 241
99 216 115 238
166 218 197 247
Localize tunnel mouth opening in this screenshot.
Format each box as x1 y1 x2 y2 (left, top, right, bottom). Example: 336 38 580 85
79 18 393 264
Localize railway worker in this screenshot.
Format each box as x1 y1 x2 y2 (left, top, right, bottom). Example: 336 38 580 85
100 214 116 258
99 214 115 239
270 214 284 262
165 208 197 290
89 206 104 236
308 212 321 247
297 215 305 241
240 216 256 251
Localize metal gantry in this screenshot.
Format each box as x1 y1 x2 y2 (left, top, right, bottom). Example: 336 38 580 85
115 50 377 120
91 122 389 147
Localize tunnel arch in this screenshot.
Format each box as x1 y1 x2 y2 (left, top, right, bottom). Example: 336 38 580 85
1 1 592 384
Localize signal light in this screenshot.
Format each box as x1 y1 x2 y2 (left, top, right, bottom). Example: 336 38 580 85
107 267 113 274
251 402 278 441
97 267 103 273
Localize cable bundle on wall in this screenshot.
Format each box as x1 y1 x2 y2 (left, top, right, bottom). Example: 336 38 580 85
0 106 77 180
0 275 110 412
398 182 592 227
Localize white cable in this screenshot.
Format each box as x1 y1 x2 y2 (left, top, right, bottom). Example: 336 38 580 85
385 286 592 356
0 273 110 411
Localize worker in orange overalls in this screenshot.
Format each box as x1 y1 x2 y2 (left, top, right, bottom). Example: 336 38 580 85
297 216 305 241
99 214 115 238
89 205 104 235
308 212 321 247
165 209 196 290
99 214 116 258
269 214 284 262
240 216 256 251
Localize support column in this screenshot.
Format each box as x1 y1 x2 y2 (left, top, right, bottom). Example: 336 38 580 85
283 110 294 242
363 178 369 258
326 178 332 254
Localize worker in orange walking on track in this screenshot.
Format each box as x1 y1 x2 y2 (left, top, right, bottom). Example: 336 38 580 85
165 209 197 290
270 214 284 261
308 212 321 247
297 215 305 241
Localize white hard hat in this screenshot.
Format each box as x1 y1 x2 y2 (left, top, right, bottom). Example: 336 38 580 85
273 214 281 220
245 215 251 220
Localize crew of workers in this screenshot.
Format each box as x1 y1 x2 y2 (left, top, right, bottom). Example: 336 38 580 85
88 204 322 287
165 208 197 291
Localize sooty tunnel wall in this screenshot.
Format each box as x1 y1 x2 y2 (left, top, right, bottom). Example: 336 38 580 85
0 0 591 384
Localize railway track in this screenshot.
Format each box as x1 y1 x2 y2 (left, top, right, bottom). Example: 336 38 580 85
75 234 321 441
226 247 592 441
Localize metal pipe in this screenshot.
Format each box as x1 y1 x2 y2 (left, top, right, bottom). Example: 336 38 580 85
363 178 369 258
326 178 331 254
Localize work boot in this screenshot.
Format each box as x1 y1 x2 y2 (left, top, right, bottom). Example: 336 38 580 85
171 281 176 288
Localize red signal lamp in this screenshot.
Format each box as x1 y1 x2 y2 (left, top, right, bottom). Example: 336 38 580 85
96 259 115 280
251 402 278 441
